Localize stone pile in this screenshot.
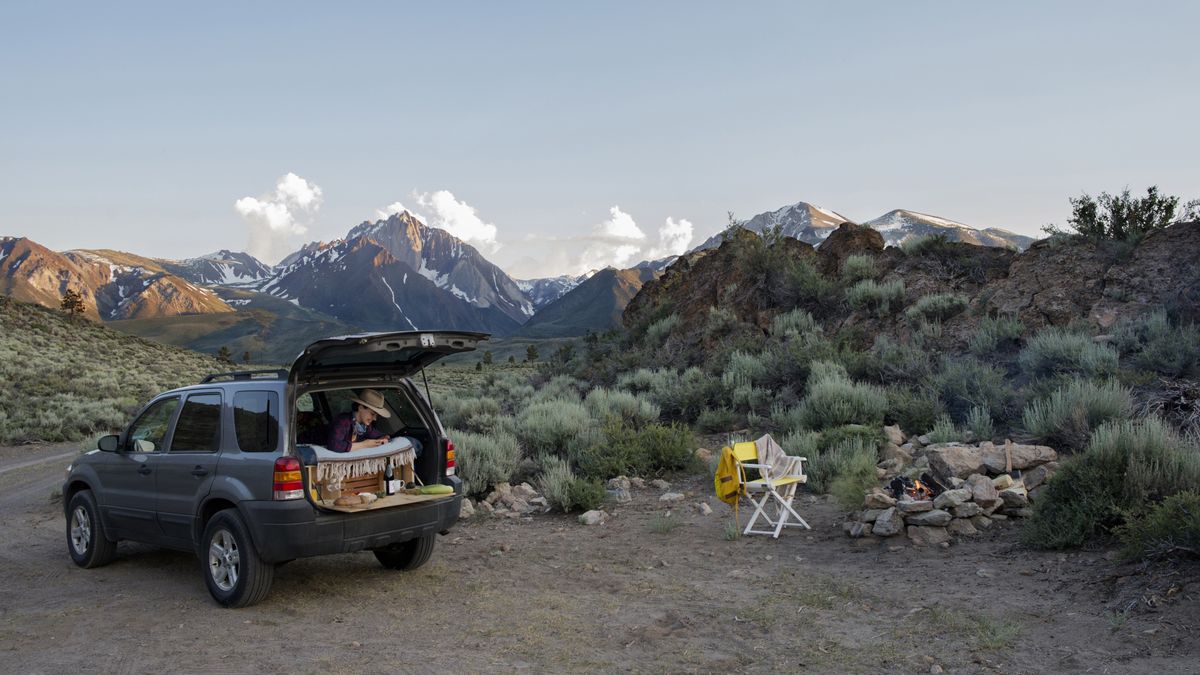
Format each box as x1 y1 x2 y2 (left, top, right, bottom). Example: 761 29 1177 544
464 482 548 519
845 425 1060 545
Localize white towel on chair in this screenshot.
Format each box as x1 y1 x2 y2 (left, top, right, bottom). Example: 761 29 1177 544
754 433 804 500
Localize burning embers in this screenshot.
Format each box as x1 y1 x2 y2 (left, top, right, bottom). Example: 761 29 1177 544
887 473 947 501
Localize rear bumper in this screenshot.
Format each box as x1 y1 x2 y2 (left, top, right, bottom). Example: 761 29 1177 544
240 477 462 563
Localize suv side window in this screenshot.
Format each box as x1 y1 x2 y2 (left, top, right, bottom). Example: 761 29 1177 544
126 396 180 453
170 392 223 453
233 390 279 453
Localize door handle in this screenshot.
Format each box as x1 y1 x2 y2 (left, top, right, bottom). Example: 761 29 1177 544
191 467 209 477
138 465 152 475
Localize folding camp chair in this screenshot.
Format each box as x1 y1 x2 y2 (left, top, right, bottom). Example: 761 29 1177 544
731 440 811 538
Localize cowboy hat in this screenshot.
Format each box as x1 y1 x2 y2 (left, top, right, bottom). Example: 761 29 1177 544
351 388 391 418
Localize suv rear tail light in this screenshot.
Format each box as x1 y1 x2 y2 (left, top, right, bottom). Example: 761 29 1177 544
445 439 456 476
273 456 304 500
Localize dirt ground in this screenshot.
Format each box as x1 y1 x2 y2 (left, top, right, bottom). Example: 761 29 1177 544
2 443 1198 674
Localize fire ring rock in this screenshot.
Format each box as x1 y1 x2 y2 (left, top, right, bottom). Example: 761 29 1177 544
905 509 952 527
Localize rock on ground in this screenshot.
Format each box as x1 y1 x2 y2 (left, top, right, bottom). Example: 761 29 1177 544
578 510 608 526
871 507 904 536
907 525 952 547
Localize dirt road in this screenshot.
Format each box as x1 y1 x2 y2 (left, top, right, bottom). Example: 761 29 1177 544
1 444 1196 673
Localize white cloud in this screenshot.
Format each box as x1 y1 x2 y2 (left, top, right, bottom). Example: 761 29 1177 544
571 208 694 275
413 190 500 254
235 172 323 264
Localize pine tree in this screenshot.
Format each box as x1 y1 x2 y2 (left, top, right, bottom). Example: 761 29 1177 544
59 289 86 316
525 344 539 362
217 346 233 363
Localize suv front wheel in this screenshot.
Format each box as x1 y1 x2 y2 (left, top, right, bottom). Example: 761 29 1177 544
67 489 117 568
202 509 274 608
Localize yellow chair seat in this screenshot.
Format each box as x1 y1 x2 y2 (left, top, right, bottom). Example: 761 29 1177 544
747 475 807 488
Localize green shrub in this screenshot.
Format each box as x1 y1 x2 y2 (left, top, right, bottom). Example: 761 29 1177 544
969 316 1025 355
885 386 945 436
530 375 585 404
767 402 806 437
1111 311 1200 378
1116 491 1200 561
516 398 597 456
866 336 933 385
620 367 723 423
799 377 888 431
584 387 660 429
807 360 850 387
807 436 876 497
965 406 994 442
841 254 877 283
450 429 521 497
643 313 680 347
696 407 740 433
1018 328 1118 380
1048 186 1179 241
779 430 822 459
828 443 879 510
906 293 969 325
846 279 906 316
437 396 502 431
1024 417 1200 549
537 454 579 512
770 308 820 338
819 424 882 455
774 257 836 310
573 423 697 480
1021 379 1133 451
721 350 768 389
901 234 951 256
704 305 739 339
927 415 959 443
567 478 607 512
933 357 1013 422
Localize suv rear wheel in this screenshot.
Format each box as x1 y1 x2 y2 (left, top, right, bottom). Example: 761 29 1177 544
373 534 436 570
202 509 274 608
67 490 117 568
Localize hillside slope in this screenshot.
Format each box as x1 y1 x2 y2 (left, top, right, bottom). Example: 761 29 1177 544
0 296 228 443
515 267 654 338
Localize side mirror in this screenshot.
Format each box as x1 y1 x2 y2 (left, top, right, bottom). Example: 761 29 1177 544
97 435 121 452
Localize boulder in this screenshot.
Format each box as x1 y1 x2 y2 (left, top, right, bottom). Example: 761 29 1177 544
608 488 632 503
1022 463 1059 491
880 441 912 464
991 474 1015 491
981 443 1058 474
478 500 495 515
970 515 993 530
947 519 979 537
695 447 715 464
966 474 999 502
897 499 933 514
878 458 906 477
659 492 685 502
606 476 631 491
817 222 885 276
843 521 873 538
1028 485 1047 504
578 510 608 525
696 502 713 516
952 502 984 519
926 444 988 480
459 499 476 519
883 425 906 446
999 486 1029 509
917 434 932 446
512 482 539 499
872 507 904 536
932 488 971 510
905 509 952 527
861 508 883 523
529 496 549 508
650 479 671 491
907 525 952 546
864 489 897 509
630 477 646 489
508 498 532 514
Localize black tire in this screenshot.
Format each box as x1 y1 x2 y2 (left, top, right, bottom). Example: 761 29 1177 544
201 509 274 608
66 489 117 568
373 534 436 571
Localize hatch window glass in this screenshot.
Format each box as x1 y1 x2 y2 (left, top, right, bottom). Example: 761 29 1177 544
234 391 279 453
171 392 222 452
126 397 180 453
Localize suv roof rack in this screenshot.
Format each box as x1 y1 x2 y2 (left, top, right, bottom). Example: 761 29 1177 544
200 369 289 384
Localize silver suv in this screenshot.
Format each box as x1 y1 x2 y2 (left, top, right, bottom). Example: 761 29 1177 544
63 331 485 607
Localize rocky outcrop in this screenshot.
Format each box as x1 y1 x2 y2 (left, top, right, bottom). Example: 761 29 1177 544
816 222 884 276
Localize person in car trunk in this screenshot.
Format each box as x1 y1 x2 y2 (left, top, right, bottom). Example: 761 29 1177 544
326 389 392 452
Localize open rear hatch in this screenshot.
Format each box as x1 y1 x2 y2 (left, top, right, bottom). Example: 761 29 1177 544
288 330 488 511
289 330 489 386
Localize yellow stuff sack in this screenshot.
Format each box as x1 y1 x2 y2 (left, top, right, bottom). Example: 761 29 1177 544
713 445 746 506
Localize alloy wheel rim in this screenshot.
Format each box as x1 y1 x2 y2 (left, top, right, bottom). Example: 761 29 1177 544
70 506 90 555
208 529 240 592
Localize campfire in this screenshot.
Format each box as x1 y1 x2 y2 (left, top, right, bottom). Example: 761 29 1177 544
887 473 947 501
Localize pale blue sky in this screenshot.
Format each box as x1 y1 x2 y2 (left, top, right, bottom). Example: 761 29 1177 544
2 1 1197 275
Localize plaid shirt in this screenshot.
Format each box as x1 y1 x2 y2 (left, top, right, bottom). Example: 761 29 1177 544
325 412 386 453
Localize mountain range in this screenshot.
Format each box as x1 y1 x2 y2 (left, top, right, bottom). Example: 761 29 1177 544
1 200 1042 354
